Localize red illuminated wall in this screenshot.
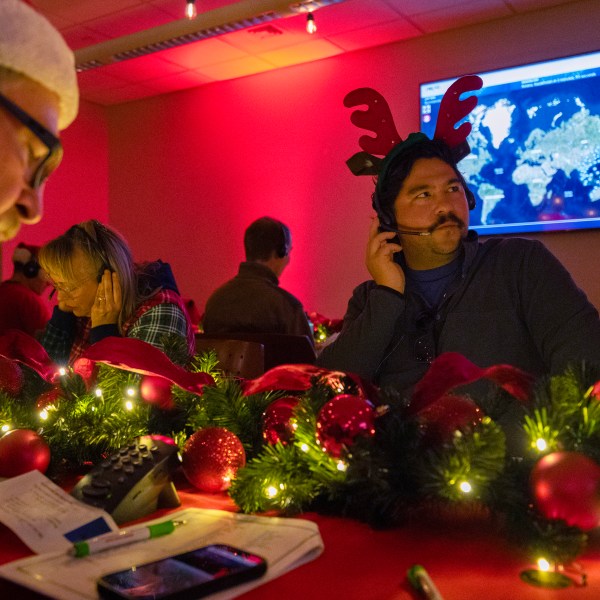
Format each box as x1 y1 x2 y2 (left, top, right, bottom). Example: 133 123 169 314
106 61 371 318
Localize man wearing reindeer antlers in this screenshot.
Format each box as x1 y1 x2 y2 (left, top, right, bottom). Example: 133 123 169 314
318 77 600 402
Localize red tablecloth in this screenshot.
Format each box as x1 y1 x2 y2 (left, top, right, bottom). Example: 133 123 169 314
1 481 599 600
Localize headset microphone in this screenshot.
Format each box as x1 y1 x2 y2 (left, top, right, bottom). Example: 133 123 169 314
392 229 432 237
379 222 432 237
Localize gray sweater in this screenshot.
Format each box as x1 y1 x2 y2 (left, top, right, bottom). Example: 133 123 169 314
318 232 600 392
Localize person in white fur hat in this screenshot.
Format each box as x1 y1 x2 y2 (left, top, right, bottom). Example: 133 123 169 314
0 0 79 242
0 242 50 337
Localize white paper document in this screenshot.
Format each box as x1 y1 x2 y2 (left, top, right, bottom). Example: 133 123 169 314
0 470 118 553
0 506 324 599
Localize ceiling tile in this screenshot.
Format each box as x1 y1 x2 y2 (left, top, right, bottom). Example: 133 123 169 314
143 70 216 94
32 0 143 23
77 69 133 92
194 55 278 80
96 54 187 82
221 23 307 54
329 18 422 52
382 0 474 16
507 0 578 10
61 26 109 51
410 0 513 34
81 82 158 105
305 0 409 36
84 4 174 38
158 37 249 69
29 0 584 105
259 39 345 68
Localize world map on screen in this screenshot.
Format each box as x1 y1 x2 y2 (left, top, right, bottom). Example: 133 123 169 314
422 68 600 234
461 75 600 231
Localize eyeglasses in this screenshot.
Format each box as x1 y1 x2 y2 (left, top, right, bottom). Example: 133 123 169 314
48 275 95 299
0 91 63 189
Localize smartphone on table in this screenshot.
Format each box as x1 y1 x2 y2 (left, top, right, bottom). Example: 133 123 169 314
97 544 267 600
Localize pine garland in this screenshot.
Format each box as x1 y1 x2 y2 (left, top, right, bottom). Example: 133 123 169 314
420 417 506 502
1 349 600 570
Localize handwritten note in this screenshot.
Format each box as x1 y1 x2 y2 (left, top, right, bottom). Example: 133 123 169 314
0 470 118 553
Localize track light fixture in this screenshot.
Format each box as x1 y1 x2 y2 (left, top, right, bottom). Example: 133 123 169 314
185 0 197 20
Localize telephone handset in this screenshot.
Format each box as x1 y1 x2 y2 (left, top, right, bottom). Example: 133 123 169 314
97 264 113 282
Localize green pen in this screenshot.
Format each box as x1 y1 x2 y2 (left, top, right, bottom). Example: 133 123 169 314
407 564 445 600
70 519 186 558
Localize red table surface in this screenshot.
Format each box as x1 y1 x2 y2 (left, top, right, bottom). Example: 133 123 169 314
1 480 599 600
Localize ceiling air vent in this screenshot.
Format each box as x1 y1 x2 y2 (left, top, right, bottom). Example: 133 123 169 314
74 0 347 72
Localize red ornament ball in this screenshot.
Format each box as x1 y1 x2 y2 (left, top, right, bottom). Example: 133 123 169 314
140 375 175 410
589 380 600 399
182 427 246 493
36 387 63 411
0 357 24 397
530 451 600 531
418 394 483 445
316 394 376 458
262 396 299 445
0 429 51 477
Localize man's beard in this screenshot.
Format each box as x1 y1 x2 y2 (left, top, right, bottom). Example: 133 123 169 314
428 212 466 233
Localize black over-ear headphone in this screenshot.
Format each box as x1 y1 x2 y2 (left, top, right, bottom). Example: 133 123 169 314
276 222 291 259
22 256 41 278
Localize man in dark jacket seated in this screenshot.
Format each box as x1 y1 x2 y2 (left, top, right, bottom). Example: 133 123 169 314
318 134 600 394
203 216 314 344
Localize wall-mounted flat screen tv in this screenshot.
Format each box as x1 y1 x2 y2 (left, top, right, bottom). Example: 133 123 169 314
420 51 600 235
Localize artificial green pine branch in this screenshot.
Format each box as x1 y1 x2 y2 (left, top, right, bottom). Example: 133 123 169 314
523 366 600 457
485 455 586 563
188 349 222 380
292 400 347 486
42 383 150 466
229 442 320 514
526 518 588 565
186 378 274 456
20 365 52 406
421 416 506 502
0 392 39 431
160 333 192 367
319 405 425 527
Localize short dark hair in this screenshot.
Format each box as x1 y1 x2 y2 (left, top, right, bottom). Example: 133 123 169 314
373 134 474 229
244 217 291 261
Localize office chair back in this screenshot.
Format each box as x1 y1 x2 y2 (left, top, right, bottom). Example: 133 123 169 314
195 337 265 379
196 332 316 371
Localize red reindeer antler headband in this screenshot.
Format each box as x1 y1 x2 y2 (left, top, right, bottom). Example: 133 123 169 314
344 74 483 176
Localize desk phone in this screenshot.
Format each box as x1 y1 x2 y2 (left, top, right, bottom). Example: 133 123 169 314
71 435 181 524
